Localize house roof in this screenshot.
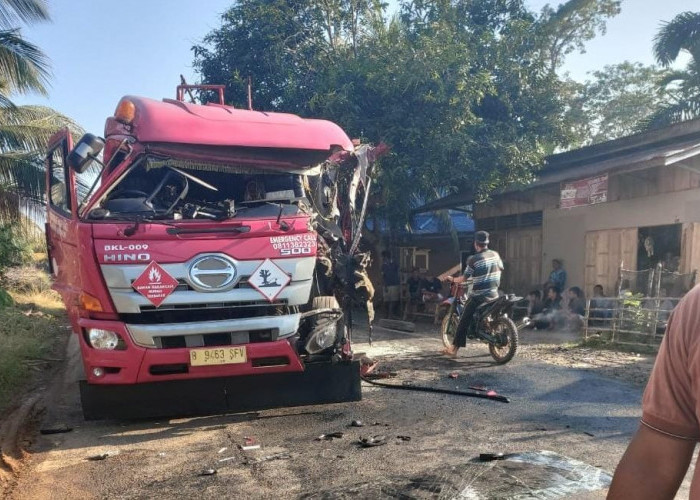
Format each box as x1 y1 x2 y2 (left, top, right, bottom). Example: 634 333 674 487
414 118 700 214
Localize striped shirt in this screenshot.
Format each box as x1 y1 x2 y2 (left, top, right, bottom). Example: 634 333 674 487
463 249 503 299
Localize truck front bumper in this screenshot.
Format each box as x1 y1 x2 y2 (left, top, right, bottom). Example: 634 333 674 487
77 318 305 385
79 360 361 420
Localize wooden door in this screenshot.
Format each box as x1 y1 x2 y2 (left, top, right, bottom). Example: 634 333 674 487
584 228 637 296
681 222 700 275
497 228 542 294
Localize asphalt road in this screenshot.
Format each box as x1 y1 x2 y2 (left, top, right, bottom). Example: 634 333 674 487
8 323 675 499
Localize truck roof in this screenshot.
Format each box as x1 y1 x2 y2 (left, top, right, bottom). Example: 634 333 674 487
106 96 354 153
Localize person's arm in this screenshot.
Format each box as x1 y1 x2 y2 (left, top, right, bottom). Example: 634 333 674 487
610 290 700 498
607 424 694 499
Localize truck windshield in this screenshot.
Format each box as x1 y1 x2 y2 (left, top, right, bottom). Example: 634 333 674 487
86 157 305 221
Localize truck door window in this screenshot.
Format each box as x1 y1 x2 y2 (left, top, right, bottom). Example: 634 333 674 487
48 145 71 214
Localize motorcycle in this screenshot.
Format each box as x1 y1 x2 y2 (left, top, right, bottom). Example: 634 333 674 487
439 281 521 364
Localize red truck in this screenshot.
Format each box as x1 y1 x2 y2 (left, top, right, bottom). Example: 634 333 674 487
45 84 378 419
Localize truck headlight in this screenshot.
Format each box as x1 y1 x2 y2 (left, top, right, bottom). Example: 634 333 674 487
305 321 338 354
88 329 119 350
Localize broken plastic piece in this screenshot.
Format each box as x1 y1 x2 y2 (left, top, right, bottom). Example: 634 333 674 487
358 435 388 447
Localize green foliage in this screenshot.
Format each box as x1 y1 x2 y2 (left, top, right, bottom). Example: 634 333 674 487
0 223 31 271
193 0 621 229
0 287 12 307
566 62 668 145
535 0 621 73
644 11 700 129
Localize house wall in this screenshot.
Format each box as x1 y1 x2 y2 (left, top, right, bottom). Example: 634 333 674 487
475 160 700 296
544 180 700 295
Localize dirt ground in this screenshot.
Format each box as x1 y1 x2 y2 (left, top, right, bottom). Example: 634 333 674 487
4 317 694 499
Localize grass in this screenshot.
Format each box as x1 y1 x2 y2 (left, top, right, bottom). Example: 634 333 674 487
0 265 67 413
578 336 659 355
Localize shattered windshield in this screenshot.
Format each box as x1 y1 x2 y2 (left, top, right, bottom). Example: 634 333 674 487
86 157 305 221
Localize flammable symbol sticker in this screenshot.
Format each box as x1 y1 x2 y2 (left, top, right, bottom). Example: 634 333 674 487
132 261 179 307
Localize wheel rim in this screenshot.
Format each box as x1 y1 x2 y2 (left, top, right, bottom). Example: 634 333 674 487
491 321 511 358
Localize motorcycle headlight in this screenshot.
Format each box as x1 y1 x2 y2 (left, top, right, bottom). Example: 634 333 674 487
305 321 338 354
88 329 120 350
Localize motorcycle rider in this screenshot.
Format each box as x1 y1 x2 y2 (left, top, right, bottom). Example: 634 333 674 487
442 230 503 357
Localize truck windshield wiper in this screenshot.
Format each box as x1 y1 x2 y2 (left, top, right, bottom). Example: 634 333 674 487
166 226 251 235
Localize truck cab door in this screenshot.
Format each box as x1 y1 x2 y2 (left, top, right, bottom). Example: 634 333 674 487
45 129 79 314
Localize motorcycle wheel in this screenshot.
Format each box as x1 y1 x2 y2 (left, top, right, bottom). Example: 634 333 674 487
488 317 519 364
440 309 459 349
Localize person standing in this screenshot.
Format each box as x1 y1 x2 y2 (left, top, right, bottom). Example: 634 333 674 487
548 259 567 292
608 285 700 498
442 231 503 357
381 250 400 319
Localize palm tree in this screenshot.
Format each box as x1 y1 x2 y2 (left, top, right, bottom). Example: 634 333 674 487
0 1 83 224
645 12 700 128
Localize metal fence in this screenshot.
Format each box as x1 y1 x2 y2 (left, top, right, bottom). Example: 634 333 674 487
583 295 682 346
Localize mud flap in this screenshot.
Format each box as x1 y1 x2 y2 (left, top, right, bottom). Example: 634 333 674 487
79 361 361 420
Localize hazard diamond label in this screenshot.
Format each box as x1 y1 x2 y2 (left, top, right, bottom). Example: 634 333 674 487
132 261 179 307
248 259 291 302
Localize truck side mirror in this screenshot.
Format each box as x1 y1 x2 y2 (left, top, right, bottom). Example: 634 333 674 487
67 134 105 173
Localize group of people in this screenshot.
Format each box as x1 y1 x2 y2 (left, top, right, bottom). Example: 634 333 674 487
382 235 700 496
522 260 613 332
380 251 444 320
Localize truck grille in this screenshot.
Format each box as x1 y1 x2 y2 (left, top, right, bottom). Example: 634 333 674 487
155 329 275 349
120 304 288 325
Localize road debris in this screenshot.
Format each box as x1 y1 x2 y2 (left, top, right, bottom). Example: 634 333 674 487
584 431 595 437
40 426 73 435
350 419 364 427
448 372 459 379
240 437 261 450
256 452 292 463
358 435 388 448
218 456 237 463
479 452 506 461
86 453 110 461
218 447 228 454
316 431 345 441
396 435 411 442
198 469 217 476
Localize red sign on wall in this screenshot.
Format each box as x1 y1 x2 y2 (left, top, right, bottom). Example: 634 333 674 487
132 261 179 307
560 173 608 209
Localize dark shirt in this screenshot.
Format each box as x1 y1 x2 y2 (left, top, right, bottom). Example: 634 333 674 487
543 297 561 311
463 249 503 300
568 297 585 316
424 278 442 294
528 299 544 316
381 260 400 287
407 276 422 296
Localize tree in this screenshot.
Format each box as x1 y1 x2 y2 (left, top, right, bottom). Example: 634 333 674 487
645 11 700 128
192 0 620 229
566 62 667 145
536 0 621 73
0 0 83 224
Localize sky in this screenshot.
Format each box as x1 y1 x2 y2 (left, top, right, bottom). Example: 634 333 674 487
13 0 699 134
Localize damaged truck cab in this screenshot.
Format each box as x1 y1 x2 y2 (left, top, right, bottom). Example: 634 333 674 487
46 86 377 419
